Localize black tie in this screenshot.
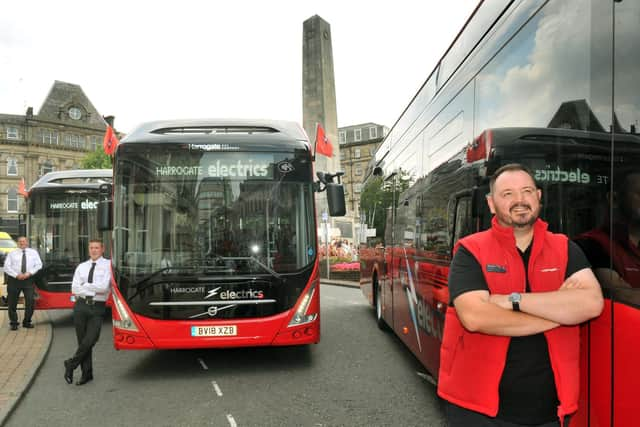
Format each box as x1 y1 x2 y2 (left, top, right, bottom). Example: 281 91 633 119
88 262 96 284
21 250 27 274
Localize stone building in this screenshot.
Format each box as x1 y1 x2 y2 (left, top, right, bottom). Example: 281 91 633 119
335 122 388 242
0 81 112 235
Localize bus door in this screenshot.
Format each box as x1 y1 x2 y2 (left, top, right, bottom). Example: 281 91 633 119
609 1 640 424
377 173 398 330
393 193 423 358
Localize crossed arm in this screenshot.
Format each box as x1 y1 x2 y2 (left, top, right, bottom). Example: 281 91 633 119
454 268 604 337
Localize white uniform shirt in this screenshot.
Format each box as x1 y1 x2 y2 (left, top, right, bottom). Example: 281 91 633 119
71 256 112 301
3 247 43 278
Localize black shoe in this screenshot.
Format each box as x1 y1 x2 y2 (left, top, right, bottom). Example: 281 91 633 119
76 375 93 386
10 324 18 331
22 323 34 329
64 360 74 384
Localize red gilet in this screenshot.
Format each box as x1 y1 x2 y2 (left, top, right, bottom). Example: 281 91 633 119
437 217 580 422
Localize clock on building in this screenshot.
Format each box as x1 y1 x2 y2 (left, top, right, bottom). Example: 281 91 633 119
68 107 82 120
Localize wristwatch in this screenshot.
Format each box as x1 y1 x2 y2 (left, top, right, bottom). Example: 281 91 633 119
508 292 522 311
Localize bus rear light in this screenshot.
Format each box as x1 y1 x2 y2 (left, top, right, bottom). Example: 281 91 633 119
288 283 318 327
111 288 140 332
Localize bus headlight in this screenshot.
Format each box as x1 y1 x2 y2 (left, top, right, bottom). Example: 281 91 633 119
112 289 139 332
288 283 317 327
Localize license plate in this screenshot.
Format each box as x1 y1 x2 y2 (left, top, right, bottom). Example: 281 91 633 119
191 325 237 337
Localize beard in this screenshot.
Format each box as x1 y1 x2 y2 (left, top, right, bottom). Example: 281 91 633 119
497 203 539 228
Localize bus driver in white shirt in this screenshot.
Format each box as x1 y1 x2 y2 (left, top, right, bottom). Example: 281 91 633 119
63 239 111 386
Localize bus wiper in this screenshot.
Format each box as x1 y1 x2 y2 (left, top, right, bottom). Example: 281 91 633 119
132 266 195 288
202 256 282 279
247 256 282 279
128 267 197 300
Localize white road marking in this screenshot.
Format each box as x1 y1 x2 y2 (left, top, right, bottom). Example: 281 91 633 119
227 414 238 427
212 380 223 396
197 358 208 370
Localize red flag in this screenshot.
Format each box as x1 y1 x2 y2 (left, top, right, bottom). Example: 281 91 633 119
18 177 29 198
103 125 120 155
315 123 333 158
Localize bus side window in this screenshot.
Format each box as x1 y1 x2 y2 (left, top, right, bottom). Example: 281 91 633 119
452 197 472 246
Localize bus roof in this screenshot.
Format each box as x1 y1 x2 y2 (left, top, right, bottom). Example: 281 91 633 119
486 127 640 143
29 169 112 191
121 119 310 150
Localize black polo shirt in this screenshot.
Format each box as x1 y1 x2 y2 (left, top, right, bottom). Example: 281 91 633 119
448 240 590 424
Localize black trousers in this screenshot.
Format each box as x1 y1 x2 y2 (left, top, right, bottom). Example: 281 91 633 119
7 277 35 327
68 299 105 376
445 402 569 427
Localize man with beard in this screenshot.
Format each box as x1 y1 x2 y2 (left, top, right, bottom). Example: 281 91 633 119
438 163 603 427
575 170 640 289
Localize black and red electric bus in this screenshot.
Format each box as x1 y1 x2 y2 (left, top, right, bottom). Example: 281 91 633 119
99 119 344 350
359 1 639 426
27 169 112 309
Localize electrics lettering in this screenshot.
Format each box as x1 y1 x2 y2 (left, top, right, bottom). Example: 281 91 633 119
48 199 98 210
155 160 270 178
207 160 269 178
534 168 590 184
220 289 264 300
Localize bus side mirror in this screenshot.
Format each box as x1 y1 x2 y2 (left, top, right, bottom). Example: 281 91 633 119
327 183 346 217
98 183 113 231
316 171 346 217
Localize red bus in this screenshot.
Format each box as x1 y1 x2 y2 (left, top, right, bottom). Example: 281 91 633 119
26 169 112 309
98 119 345 350
359 1 639 426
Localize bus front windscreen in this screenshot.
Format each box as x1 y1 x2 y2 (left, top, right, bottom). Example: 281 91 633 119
29 190 107 292
113 148 316 281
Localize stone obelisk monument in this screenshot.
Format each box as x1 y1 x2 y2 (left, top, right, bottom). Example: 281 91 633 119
302 15 340 231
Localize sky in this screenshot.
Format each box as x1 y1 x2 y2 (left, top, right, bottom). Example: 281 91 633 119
0 0 478 135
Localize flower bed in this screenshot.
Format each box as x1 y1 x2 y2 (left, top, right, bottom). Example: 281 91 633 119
331 262 360 271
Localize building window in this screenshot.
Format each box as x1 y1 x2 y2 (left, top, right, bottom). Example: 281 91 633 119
41 129 59 145
369 126 377 139
7 188 18 213
6 127 19 139
354 128 362 142
354 148 361 159
355 167 362 176
339 131 346 144
90 135 99 151
354 183 362 193
64 134 82 148
40 161 54 176
7 158 18 176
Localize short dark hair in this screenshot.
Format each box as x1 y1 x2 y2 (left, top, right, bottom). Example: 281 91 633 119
489 163 537 194
89 239 103 246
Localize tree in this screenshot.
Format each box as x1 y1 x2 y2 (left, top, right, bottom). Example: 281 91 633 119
81 146 112 169
359 170 411 243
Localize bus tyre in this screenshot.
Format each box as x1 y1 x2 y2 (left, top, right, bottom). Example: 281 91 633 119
375 279 388 331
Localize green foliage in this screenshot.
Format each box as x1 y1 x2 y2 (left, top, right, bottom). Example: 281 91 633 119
359 169 411 242
80 146 112 169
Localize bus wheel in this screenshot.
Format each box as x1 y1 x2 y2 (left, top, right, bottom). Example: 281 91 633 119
375 278 388 331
